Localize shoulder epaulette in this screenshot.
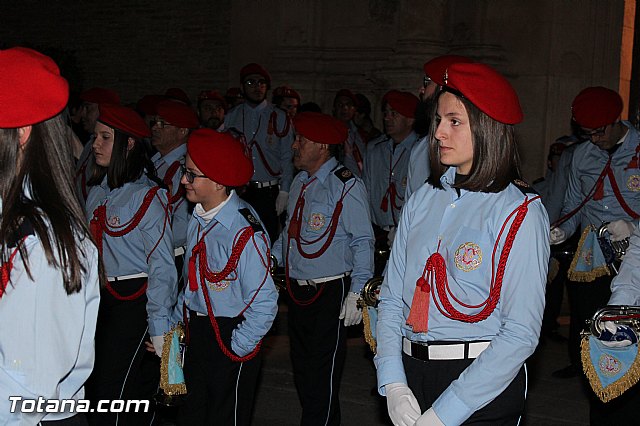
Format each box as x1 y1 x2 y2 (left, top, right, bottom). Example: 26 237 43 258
512 179 539 196
239 208 264 233
333 167 355 183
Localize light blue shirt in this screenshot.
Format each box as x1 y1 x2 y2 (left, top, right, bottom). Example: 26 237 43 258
224 100 295 191
86 175 177 336
541 144 579 224
405 135 430 200
609 225 640 305
152 145 189 249
559 122 640 235
0 225 100 424
341 121 367 178
374 167 549 425
363 132 418 227
273 157 375 293
176 192 278 357
74 138 95 208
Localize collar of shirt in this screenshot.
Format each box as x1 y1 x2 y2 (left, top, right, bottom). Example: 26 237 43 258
387 131 418 153
194 190 239 231
161 144 187 166
297 157 339 185
194 190 234 224
243 99 268 115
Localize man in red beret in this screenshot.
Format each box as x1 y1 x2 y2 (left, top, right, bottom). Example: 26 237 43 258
171 129 278 426
224 63 295 243
550 87 640 416
74 87 121 207
272 112 374 426
332 88 367 177
407 55 474 200
197 90 227 130
272 85 301 119
362 90 420 269
151 99 200 281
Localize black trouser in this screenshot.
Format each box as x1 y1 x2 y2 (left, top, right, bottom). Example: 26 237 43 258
178 315 262 426
403 352 526 425
87 278 158 426
542 233 579 335
567 274 612 367
240 184 279 243
287 277 348 426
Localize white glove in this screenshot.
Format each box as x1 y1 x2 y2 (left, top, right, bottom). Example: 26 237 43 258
387 227 397 247
414 407 444 426
607 220 636 242
339 292 362 326
150 335 164 358
385 383 421 426
275 191 289 215
550 227 567 245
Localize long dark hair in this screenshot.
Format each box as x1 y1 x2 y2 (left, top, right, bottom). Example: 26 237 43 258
87 124 161 189
0 114 105 293
428 89 521 192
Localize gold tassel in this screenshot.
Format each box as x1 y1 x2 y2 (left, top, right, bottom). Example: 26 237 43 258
567 225 610 282
581 336 640 403
362 306 377 354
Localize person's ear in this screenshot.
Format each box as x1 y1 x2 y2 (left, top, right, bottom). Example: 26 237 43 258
17 126 33 148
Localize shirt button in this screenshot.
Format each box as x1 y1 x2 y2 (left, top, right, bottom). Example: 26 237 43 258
450 203 456 208
604 206 609 210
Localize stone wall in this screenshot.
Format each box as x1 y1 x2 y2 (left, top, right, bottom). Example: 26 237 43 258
0 0 627 180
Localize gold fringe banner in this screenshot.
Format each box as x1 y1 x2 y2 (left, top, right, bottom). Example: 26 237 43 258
362 306 377 354
160 324 187 396
567 225 610 282
581 336 640 403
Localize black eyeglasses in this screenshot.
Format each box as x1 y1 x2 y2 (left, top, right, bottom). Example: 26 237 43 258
244 78 267 87
180 165 208 183
150 118 173 129
423 75 433 88
580 125 608 139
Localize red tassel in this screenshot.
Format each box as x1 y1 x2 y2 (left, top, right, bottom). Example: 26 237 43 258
188 251 198 291
380 195 388 212
89 205 106 257
406 276 431 333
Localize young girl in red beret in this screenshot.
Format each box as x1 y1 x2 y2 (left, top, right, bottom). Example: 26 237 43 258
85 104 177 425
0 47 102 425
375 62 550 426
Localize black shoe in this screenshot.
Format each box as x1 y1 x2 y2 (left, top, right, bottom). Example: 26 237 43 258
552 364 580 379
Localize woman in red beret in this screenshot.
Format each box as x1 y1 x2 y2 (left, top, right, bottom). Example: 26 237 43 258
375 62 549 425
84 104 177 425
0 47 102 425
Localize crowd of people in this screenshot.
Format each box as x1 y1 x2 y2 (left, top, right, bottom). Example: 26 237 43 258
1 44 640 426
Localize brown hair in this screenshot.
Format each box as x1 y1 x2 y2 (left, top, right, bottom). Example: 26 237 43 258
427 89 521 192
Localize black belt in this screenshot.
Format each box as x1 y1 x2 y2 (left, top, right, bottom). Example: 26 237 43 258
402 338 491 361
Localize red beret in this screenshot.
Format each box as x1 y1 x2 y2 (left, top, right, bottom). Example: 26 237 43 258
273 86 301 101
424 55 473 86
136 94 166 116
187 129 253 186
240 63 271 85
333 89 359 106
293 112 348 145
165 88 191 106
572 87 623 129
80 87 120 105
98 104 151 139
444 62 523 125
156 100 199 129
198 90 227 109
0 47 69 128
383 90 420 118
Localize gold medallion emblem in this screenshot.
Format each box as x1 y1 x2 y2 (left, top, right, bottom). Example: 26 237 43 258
308 213 326 230
627 175 640 192
454 242 483 272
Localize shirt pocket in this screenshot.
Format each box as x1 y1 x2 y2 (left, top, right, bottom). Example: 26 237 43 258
446 226 492 298
304 202 334 236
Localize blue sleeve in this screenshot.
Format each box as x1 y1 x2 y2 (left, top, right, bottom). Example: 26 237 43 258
279 117 295 192
432 201 550 425
609 226 640 305
544 151 572 224
231 231 279 356
343 180 375 293
374 200 412 394
558 152 583 235
141 190 178 336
